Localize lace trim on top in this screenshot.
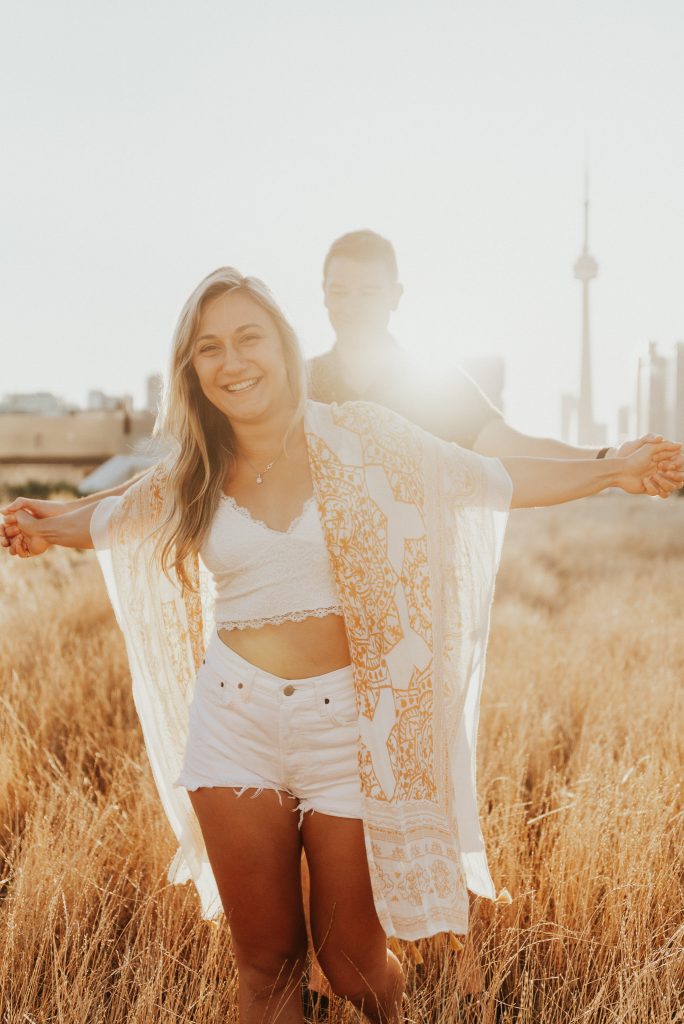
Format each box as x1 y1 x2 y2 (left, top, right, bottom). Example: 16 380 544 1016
207 490 342 630
216 604 343 631
219 493 316 535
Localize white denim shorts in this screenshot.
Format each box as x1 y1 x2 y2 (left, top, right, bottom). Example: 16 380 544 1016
173 628 363 827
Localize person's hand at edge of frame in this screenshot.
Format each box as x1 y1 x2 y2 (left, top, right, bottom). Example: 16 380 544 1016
613 433 684 499
1 506 52 558
617 439 683 496
0 496 77 558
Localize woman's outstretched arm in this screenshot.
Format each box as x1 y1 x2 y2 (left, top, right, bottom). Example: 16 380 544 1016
503 440 683 509
1 501 99 555
1 466 157 556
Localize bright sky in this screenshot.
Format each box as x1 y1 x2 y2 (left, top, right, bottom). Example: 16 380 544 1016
2 0 682 438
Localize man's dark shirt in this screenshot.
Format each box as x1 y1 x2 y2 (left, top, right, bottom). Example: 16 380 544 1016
307 345 503 450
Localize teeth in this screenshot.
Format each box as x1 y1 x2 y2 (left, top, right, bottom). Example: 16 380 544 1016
223 378 260 393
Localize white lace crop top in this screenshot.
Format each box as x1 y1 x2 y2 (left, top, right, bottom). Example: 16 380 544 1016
200 494 343 631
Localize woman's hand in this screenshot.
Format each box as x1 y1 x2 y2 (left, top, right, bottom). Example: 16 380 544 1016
0 496 80 557
1 500 97 554
0 497 74 557
0 508 52 557
614 434 684 498
617 440 684 494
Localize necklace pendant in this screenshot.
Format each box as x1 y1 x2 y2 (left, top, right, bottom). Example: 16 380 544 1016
256 474 263 485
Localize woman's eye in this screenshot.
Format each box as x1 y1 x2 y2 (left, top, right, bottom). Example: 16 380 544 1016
240 335 259 343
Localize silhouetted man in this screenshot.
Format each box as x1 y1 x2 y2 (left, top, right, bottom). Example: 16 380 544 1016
311 229 670 476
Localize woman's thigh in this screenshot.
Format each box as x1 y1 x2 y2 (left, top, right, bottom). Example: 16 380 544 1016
188 786 308 963
302 812 389 994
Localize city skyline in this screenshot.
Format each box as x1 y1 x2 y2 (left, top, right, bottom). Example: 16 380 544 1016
5 328 682 448
2 2 683 439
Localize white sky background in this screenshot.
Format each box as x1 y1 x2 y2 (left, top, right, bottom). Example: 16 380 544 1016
1 0 682 438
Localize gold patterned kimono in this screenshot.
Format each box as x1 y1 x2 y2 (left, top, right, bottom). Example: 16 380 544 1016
90 399 512 940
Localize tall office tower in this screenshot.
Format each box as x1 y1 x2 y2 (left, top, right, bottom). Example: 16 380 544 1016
573 170 599 445
146 373 164 414
560 392 577 443
637 341 669 436
670 342 684 443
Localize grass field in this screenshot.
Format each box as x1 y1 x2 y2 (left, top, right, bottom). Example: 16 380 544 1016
1 496 683 1023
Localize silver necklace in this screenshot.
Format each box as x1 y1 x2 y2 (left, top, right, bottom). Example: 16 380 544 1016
241 448 284 485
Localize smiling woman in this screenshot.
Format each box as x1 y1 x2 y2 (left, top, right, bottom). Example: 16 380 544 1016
1 266 681 1024
187 280 352 679
154 270 308 583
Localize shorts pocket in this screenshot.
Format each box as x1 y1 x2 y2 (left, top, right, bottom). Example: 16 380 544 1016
315 679 358 726
195 661 254 709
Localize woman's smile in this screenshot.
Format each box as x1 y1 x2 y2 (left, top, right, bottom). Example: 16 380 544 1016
220 376 263 394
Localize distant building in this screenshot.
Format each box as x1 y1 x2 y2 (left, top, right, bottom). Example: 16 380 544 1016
462 356 505 413
87 390 134 412
617 404 633 442
670 342 684 442
146 373 164 415
560 394 576 445
0 408 156 467
0 392 76 416
636 340 684 439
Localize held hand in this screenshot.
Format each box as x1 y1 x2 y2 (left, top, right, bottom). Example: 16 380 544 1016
614 434 684 498
0 496 67 558
618 440 684 495
0 531 32 557
0 515 28 557
0 509 51 557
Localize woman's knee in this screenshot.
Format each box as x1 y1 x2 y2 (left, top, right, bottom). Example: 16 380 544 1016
235 941 308 994
319 946 396 1003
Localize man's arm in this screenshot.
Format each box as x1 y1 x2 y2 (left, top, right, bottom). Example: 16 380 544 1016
473 418 610 460
472 418 683 497
503 440 682 508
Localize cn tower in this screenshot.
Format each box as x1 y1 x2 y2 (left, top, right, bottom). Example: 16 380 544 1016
573 169 599 445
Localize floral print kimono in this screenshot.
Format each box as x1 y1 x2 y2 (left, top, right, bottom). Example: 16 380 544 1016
91 399 512 940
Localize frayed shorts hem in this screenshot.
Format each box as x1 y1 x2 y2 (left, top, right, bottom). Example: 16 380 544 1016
179 779 363 829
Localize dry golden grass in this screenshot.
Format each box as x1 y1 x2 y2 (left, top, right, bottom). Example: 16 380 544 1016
1 496 683 1023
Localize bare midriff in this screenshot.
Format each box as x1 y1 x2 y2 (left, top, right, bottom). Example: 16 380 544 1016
217 611 351 679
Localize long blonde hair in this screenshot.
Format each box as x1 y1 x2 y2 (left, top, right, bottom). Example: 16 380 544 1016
151 267 308 592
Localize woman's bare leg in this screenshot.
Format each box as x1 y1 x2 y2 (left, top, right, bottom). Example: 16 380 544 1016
305 867 485 1000
302 812 404 1024
300 851 333 1002
189 787 308 1024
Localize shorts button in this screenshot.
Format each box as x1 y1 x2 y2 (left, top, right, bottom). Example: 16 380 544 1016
283 684 295 696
